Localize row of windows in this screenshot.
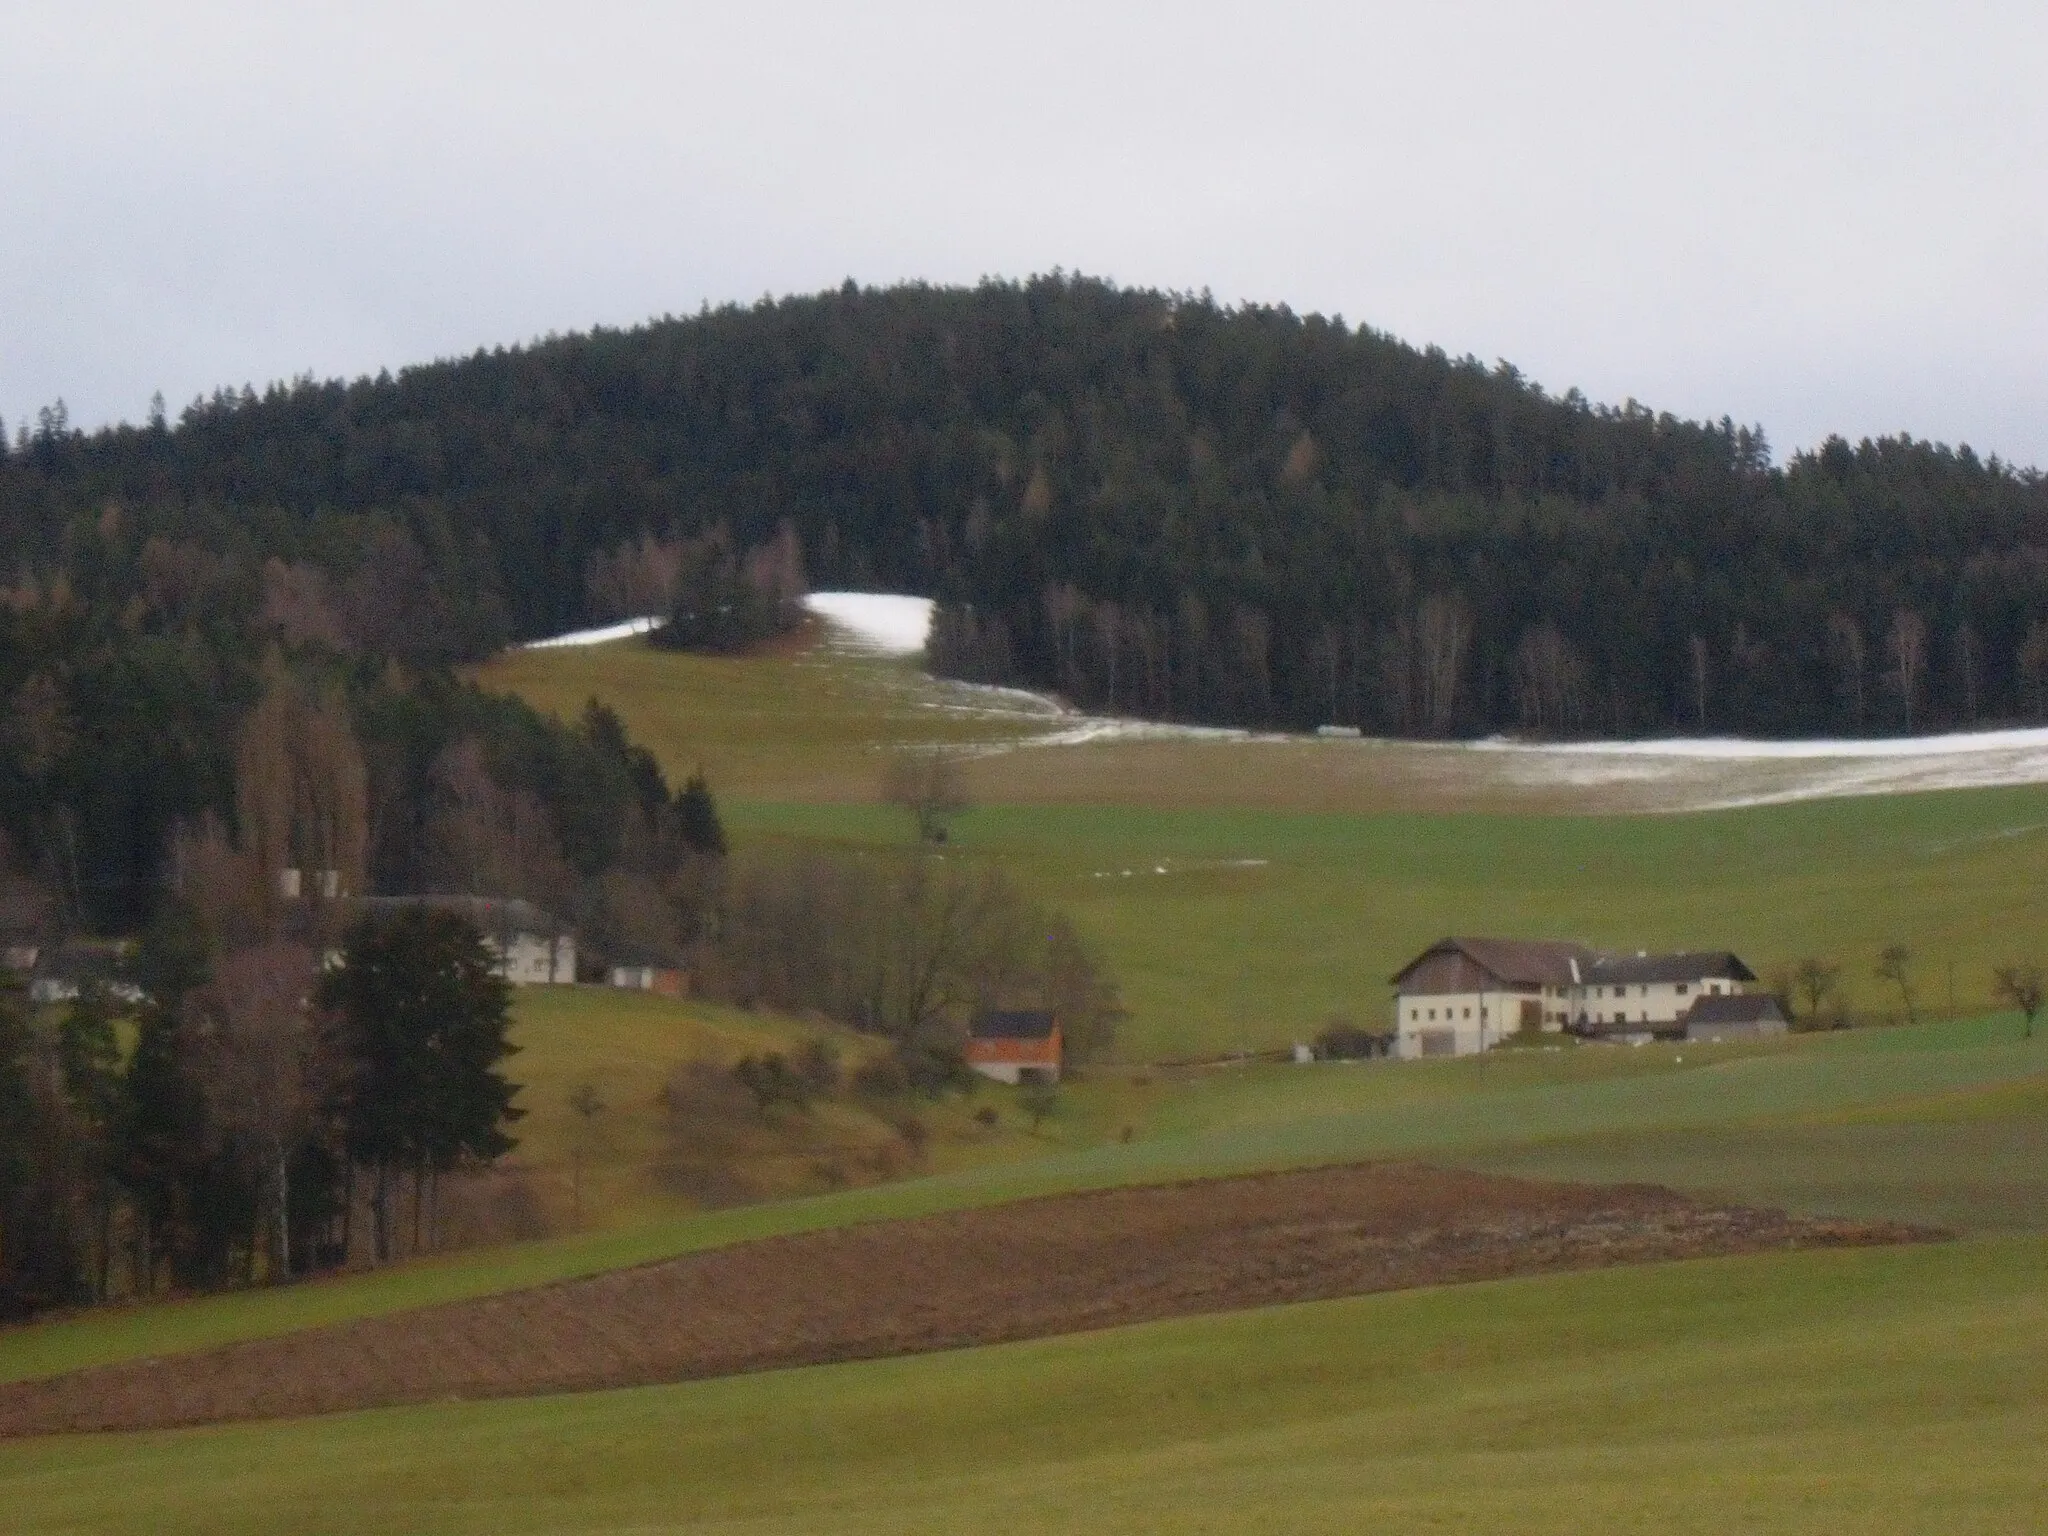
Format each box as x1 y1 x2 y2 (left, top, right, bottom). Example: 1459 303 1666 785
1408 1005 1481 1023
1422 982 1732 1006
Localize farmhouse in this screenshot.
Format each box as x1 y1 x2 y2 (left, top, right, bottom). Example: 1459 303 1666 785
363 896 577 985
1390 936 1757 1057
965 1009 1062 1084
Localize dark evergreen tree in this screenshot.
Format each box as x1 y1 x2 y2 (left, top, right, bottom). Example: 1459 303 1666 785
676 771 728 858
318 906 522 1263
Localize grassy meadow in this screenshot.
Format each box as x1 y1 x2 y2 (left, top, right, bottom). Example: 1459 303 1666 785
6 1013 2042 1390
6 1236 2045 1534
3 626 2043 1531
476 630 2048 1061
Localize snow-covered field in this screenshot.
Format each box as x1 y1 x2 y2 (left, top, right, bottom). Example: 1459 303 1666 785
520 594 2048 807
1470 729 2048 807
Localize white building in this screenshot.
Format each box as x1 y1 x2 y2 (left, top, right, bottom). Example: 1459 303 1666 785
1390 937 1756 1057
363 896 577 985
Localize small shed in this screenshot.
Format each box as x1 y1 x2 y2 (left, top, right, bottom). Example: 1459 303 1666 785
965 1009 1062 1085
608 963 687 997
1683 992 1789 1042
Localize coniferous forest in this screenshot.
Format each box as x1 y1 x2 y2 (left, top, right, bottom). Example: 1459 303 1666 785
6 271 2048 935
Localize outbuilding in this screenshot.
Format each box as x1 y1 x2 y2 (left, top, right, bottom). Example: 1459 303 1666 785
1683 992 1790 1042
965 1009 1062 1084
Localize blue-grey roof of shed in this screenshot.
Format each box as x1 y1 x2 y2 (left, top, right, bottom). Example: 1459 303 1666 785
1684 992 1787 1025
970 1009 1057 1040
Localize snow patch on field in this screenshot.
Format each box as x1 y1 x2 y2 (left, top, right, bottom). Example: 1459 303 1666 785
1473 726 2048 762
803 593 934 654
523 616 661 649
1467 727 2048 806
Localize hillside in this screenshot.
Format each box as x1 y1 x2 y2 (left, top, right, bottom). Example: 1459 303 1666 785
9 274 2048 743
3 1009 2046 1531
479 620 2048 1059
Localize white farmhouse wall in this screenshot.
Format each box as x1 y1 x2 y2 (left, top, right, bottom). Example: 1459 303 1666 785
483 931 577 985
1570 975 1743 1028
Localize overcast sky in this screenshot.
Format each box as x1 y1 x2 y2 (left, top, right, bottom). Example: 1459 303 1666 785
5 1 2044 465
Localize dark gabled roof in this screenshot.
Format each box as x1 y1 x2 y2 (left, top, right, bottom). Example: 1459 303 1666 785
1390 937 1589 989
1684 992 1787 1025
970 1009 1058 1040
363 895 568 937
1587 950 1756 984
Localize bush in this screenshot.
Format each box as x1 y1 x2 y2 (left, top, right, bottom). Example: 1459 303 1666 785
795 1037 842 1097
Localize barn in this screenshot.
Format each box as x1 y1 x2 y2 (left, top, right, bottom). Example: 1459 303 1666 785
965 1010 1063 1084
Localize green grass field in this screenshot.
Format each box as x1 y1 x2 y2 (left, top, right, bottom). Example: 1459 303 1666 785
478 630 2048 1060
734 791 2048 1060
6 1237 2044 1534
6 1014 2041 1391
5 631 2041 1530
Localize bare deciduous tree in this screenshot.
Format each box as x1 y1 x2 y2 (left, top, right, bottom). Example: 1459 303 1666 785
1875 942 1919 1026
235 661 369 933
881 749 969 845
1992 962 2044 1040
1792 957 1843 1024
257 559 351 651
1688 633 1709 730
426 737 575 907
183 942 332 1281
1951 622 1981 725
1886 608 1928 731
2018 621 2048 720
1826 612 1866 728
584 533 683 622
1414 593 1472 736
1513 622 1589 736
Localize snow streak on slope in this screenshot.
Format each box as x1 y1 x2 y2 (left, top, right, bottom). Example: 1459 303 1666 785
801 593 934 655
521 616 661 649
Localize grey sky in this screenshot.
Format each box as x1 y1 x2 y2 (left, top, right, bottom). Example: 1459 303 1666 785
6 1 2044 464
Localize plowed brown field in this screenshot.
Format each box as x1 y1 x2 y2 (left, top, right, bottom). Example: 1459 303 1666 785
0 1163 1939 1438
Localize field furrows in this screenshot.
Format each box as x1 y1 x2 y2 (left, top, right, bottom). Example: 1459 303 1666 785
0 1163 1938 1438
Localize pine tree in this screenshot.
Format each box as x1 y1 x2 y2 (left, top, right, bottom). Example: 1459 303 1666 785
676 771 728 858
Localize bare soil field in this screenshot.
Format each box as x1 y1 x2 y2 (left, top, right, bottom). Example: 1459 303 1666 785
0 1163 1938 1438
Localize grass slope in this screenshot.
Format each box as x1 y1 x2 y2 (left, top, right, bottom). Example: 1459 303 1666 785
501 987 1037 1232
477 630 2048 1060
736 791 2048 1059
5 1015 2041 1387
5 1237 2044 1534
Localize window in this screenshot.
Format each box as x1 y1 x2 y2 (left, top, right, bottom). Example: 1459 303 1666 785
1676 983 1689 996
1463 1007 1471 1019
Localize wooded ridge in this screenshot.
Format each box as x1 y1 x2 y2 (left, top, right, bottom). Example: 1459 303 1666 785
6 272 2045 751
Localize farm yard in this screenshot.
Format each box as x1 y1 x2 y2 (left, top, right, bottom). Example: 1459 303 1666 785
4 608 2047 1533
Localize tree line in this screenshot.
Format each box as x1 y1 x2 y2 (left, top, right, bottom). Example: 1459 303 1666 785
9 274 2046 741
0 897 520 1317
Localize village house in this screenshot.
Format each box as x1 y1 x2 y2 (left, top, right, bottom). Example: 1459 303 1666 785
965 1009 1062 1084
1390 936 1758 1057
363 896 577 985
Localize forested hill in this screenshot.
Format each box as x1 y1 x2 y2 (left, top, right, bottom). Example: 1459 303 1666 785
7 273 2048 739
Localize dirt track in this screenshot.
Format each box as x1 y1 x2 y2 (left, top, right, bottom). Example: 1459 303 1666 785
0 1163 1938 1437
